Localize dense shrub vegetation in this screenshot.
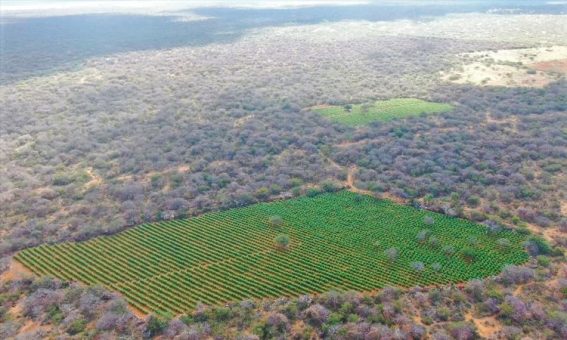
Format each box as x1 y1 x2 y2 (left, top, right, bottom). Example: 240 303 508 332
2 258 566 339
1 23 564 259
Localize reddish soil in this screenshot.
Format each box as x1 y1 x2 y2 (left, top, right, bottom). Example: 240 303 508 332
530 59 567 74
128 305 148 319
0 258 34 283
18 320 49 335
467 313 502 339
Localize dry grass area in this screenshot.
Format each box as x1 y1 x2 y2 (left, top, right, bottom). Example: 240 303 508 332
465 311 502 339
562 200 567 217
442 46 567 88
467 46 567 64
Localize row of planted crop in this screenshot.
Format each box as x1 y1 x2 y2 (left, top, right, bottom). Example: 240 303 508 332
117 237 445 309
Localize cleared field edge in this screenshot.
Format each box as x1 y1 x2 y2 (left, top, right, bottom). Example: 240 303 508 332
14 191 529 316
312 98 454 126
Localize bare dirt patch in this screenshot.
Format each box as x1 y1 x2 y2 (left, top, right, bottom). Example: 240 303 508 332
531 58 567 74
128 304 148 320
442 62 556 88
469 314 502 339
233 114 255 128
466 46 567 64
442 46 567 88
0 258 34 283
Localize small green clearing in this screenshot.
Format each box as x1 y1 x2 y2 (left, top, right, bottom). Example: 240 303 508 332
313 98 453 126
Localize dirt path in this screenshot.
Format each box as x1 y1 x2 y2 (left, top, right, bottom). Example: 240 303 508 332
336 139 373 148
321 150 407 204
84 167 103 189
319 151 367 193
346 166 374 196
522 221 562 243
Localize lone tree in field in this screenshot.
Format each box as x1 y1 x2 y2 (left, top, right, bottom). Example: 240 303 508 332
497 238 511 250
462 247 478 262
424 215 435 226
431 263 442 273
274 234 290 250
417 229 430 244
268 215 284 228
385 247 399 262
468 236 480 247
428 236 440 248
443 245 456 256
411 261 425 273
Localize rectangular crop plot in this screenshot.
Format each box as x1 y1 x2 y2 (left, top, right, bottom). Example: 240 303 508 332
15 191 527 315
313 98 454 126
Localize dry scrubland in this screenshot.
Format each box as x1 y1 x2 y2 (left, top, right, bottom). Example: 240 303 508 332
1 13 567 339
442 46 567 87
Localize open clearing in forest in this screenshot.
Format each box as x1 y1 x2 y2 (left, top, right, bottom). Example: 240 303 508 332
442 46 567 88
312 98 453 126
15 191 528 316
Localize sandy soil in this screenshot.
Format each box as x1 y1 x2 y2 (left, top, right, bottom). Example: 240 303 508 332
465 312 502 339
444 62 555 88
466 46 567 64
128 305 148 320
442 46 567 88
0 258 34 283
18 320 49 339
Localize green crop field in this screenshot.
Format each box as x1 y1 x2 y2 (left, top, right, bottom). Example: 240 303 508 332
15 191 527 315
313 98 454 126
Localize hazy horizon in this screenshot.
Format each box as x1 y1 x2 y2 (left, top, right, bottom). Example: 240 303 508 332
1 0 372 17
4 1 561 17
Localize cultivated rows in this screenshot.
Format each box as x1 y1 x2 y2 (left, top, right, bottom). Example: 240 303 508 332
16 191 528 315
